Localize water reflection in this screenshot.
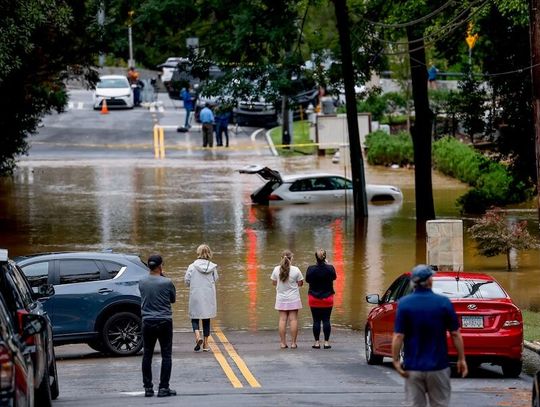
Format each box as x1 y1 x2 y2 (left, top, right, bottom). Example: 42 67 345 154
1 158 539 332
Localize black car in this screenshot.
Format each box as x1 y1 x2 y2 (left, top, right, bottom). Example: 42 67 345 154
16 251 148 356
0 249 58 405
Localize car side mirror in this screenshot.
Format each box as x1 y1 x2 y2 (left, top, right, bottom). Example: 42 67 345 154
20 313 46 338
34 284 55 299
366 294 381 305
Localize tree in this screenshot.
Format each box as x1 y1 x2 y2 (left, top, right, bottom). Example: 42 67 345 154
468 207 539 270
0 0 102 175
454 65 487 144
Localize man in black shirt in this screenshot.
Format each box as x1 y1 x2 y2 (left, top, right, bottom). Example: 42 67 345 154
139 254 177 397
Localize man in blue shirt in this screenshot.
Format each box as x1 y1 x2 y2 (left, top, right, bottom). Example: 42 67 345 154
392 265 467 407
180 87 194 129
199 103 214 147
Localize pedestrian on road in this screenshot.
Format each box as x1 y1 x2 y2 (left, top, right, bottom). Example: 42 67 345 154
428 62 439 90
305 248 336 350
185 244 219 352
392 264 467 407
199 103 215 147
127 67 142 106
180 86 194 129
215 105 231 147
271 250 304 349
139 254 177 398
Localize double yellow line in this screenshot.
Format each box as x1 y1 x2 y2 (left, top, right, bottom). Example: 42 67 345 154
208 327 261 389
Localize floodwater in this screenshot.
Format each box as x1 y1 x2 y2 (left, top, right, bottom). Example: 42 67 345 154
1 155 539 332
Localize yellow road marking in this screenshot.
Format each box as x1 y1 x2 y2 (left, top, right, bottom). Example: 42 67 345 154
214 327 261 388
208 336 243 388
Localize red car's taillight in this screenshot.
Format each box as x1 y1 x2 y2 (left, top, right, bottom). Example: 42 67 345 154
0 344 14 392
503 310 523 328
268 194 283 201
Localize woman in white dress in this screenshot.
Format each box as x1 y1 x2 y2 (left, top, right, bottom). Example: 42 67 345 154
270 250 304 349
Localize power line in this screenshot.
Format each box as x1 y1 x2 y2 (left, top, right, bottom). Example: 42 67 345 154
362 0 457 28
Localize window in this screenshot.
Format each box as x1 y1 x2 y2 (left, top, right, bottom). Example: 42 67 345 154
432 279 506 299
312 177 334 191
59 260 101 284
382 277 408 303
101 261 124 279
21 262 49 287
290 179 313 192
8 266 34 305
329 177 352 190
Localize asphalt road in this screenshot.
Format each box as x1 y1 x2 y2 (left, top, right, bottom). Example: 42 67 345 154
50 329 534 407
29 89 272 160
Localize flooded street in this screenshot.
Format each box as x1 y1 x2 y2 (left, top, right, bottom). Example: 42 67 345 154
2 153 539 333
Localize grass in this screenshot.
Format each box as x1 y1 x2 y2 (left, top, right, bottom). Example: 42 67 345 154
268 120 316 156
522 310 540 342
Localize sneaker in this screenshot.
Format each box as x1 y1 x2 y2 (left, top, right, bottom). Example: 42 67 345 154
144 388 154 397
157 388 177 397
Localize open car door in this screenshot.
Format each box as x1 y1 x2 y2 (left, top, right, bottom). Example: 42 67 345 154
238 165 282 182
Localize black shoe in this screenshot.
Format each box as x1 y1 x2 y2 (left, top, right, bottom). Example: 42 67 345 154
144 388 154 397
157 388 177 397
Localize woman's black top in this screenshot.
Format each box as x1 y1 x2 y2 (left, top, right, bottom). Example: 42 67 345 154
305 263 337 299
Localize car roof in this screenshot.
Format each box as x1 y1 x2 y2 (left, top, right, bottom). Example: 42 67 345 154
404 271 496 281
99 75 129 81
15 251 142 264
281 173 349 182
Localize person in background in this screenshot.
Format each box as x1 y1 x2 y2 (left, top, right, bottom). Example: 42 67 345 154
127 67 142 106
139 254 177 398
215 104 231 147
199 103 215 147
185 244 219 352
392 264 467 407
180 86 194 129
428 62 439 89
305 248 336 349
270 250 304 349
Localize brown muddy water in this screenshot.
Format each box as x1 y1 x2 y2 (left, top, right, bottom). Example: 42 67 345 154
1 155 539 332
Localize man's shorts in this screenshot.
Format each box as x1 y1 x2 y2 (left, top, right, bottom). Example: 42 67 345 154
404 367 451 407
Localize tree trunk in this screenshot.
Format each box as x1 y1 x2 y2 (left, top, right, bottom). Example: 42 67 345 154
281 96 291 147
506 249 512 271
406 26 435 222
333 0 368 219
529 0 540 225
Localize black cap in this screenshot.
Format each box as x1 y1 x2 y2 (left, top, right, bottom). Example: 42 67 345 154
147 254 163 270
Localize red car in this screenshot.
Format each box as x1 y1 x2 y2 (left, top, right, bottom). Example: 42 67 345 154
365 271 523 377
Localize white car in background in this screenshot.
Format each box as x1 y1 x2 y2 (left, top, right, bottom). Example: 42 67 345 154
157 57 188 84
239 165 403 205
93 75 134 109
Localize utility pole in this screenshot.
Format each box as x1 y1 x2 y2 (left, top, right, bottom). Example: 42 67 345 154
332 0 368 219
127 10 135 67
530 0 540 223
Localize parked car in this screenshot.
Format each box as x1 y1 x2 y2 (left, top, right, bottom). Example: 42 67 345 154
157 57 188 85
364 271 523 377
15 251 149 356
0 292 36 407
239 165 403 205
93 75 134 109
0 249 58 405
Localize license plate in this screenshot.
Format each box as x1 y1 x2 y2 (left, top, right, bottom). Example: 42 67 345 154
462 315 483 328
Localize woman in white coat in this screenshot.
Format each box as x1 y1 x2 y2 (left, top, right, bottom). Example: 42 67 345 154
185 244 219 352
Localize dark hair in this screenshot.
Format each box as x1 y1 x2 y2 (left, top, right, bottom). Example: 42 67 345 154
315 248 326 264
279 250 293 282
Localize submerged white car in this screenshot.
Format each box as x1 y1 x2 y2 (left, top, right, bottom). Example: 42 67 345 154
239 165 403 205
93 75 134 109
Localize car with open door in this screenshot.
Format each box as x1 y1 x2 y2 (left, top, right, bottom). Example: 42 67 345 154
239 165 403 205
364 271 523 377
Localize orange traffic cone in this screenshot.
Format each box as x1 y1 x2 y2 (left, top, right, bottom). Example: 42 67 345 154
100 99 109 115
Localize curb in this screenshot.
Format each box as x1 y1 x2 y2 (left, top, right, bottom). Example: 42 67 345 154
525 340 540 354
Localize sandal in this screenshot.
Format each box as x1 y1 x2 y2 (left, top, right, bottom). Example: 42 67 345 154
194 339 203 352
323 345 332 349
290 344 298 349
280 345 289 349
312 344 321 349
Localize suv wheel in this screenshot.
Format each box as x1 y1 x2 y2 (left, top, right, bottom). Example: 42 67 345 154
36 353 53 407
101 312 143 356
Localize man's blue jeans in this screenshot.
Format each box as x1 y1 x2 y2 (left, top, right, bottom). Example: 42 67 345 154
142 319 173 390
184 107 192 128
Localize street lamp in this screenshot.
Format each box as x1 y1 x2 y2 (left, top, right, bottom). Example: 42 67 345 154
127 10 135 67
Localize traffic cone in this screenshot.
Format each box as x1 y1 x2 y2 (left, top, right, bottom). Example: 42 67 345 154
100 99 109 115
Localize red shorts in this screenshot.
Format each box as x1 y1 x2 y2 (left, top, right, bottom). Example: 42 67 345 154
308 294 334 308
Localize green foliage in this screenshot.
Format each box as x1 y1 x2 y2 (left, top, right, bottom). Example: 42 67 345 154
0 0 102 175
468 207 539 270
522 310 540 342
365 131 413 166
269 121 314 156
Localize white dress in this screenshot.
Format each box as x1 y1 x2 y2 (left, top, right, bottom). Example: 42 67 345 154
270 265 303 310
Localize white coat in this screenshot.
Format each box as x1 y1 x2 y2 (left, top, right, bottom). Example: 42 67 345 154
185 259 219 319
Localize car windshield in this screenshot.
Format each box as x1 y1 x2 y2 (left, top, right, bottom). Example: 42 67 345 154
97 78 128 89
432 278 507 299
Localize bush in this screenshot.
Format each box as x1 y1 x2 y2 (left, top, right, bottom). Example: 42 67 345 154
365 132 532 213
365 130 414 166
